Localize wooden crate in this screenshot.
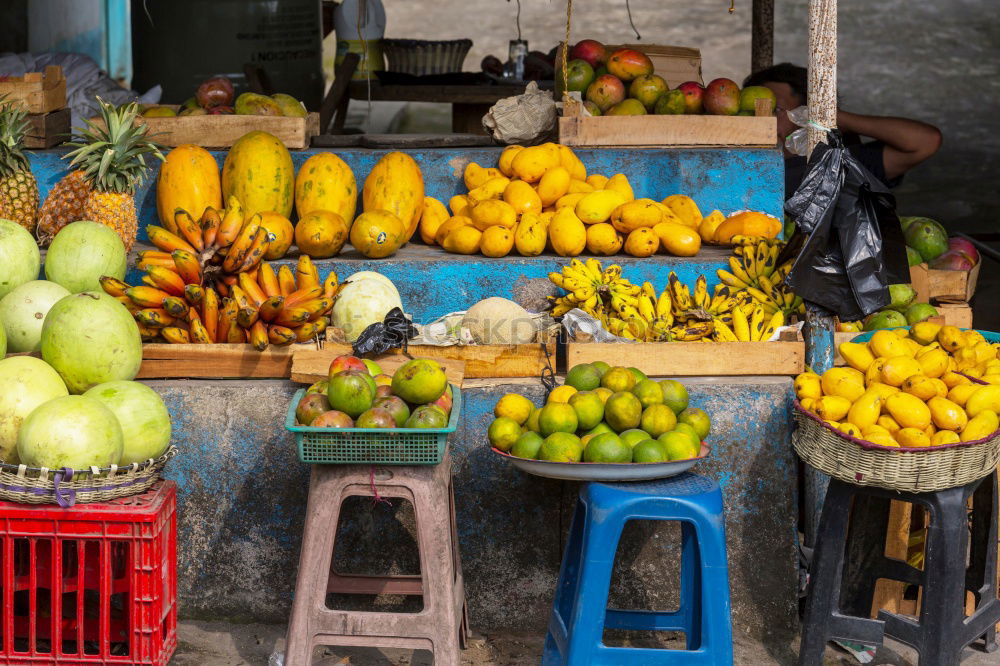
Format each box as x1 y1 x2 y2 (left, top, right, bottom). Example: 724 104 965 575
96 109 320 149
24 108 70 149
290 341 555 383
567 341 805 376
559 96 776 148
0 66 66 114
910 260 981 304
291 348 466 386
137 343 298 379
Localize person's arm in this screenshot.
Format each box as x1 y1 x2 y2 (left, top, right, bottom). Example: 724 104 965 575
836 110 942 180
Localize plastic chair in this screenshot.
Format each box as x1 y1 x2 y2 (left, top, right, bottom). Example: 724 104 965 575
284 452 468 666
543 474 734 666
799 472 1000 666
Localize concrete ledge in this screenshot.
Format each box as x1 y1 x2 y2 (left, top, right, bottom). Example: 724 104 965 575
149 375 797 645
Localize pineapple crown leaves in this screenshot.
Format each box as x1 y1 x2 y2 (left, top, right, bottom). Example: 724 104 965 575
64 97 165 195
0 95 31 178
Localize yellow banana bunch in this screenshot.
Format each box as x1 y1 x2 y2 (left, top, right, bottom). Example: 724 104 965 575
717 237 803 318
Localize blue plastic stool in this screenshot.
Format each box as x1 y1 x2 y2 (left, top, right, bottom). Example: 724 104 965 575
542 474 733 666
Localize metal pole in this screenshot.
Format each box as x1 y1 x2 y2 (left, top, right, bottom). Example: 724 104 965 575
803 0 838 547
751 0 774 74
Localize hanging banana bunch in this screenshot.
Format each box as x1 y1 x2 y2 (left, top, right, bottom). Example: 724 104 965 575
716 235 804 318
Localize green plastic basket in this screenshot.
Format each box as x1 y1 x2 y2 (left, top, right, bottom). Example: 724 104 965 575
285 385 461 465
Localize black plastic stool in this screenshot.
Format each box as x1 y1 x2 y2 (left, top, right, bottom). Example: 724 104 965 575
799 471 1000 666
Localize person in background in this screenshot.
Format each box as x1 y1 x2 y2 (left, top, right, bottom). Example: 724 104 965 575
744 63 943 199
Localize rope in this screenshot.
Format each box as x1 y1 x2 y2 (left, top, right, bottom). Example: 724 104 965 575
540 341 557 399
560 0 573 103
369 466 391 507
626 0 641 40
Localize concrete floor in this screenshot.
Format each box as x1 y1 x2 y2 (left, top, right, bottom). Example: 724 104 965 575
172 620 999 666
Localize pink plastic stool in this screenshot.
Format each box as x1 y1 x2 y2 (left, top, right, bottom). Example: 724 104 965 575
284 452 468 665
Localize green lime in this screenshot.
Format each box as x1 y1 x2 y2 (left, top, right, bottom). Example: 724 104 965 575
565 363 602 391
538 403 579 436
591 361 611 377
672 422 701 447
525 407 542 433
619 429 651 449
678 407 711 440
584 432 632 463
601 367 636 393
640 404 677 438
605 391 642 432
569 391 605 431
632 379 664 408
631 438 670 463
658 430 700 461
511 431 544 459
539 432 583 462
581 422 614 446
628 367 648 383
658 380 689 414
488 417 522 452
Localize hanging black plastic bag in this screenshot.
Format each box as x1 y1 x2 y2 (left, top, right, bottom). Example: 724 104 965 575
780 130 910 322
352 308 418 357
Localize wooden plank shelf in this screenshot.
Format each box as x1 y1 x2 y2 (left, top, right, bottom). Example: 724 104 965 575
94 110 320 149
567 341 805 376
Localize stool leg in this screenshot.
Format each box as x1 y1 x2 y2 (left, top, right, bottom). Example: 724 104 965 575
913 488 968 666
544 497 587 665
969 473 999 652
679 521 702 650
685 497 733 665
563 508 625 666
286 467 346 666
798 480 855 666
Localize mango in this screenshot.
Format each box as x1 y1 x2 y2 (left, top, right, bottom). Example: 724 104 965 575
793 371 822 400
947 383 979 407
623 228 659 257
653 222 702 257
910 321 942 346
698 210 726 243
821 367 865 401
471 200 517 230
866 382 899 400
511 146 558 183
464 162 502 190
964 330 987 347
965 385 1000 418
927 396 968 431
537 167 572 206
865 357 889 386
896 427 931 448
847 390 882 430
937 325 965 352
961 410 999 442
585 223 623 256
869 330 908 359
815 395 852 421
838 422 862 437
503 180 543 215
799 398 817 412
418 197 450 245
449 194 472 217
662 195 702 229
881 356 923 387
839 342 875 373
877 415 902 434
568 179 595 194
610 199 662 233
930 430 960 446
885 392 932 430
557 145 587 180
497 145 523 177
441 225 482 254
603 174 634 201
480 225 515 258
514 213 547 257
435 216 472 246
902 374 938 401
916 348 949 378
575 190 628 225
556 192 588 210
548 207 587 257
864 430 900 447
468 176 511 203
586 174 609 189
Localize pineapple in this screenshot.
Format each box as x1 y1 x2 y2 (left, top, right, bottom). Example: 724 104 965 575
36 170 90 246
60 98 162 251
0 98 39 233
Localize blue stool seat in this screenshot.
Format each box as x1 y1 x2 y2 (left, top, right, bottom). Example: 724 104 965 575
543 473 733 666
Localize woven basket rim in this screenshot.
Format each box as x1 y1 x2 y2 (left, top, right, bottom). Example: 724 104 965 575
0 446 177 477
792 400 999 452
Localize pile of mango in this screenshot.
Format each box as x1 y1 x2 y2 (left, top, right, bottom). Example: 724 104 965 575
795 324 1000 448
418 143 711 258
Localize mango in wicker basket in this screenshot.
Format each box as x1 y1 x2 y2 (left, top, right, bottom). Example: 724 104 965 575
961 410 999 442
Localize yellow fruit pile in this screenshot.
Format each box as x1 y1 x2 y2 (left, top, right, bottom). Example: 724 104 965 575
417 143 710 258
795 327 1000 448
717 236 804 317
548 258 786 342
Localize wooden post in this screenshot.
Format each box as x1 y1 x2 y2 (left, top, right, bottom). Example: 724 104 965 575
802 0 838 547
751 0 774 74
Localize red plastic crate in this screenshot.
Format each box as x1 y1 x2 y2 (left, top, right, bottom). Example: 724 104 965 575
0 482 177 664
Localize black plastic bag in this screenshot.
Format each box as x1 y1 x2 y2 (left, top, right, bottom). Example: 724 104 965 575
780 130 910 322
352 308 417 357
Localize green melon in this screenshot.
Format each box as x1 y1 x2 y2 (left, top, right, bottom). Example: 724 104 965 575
903 217 948 262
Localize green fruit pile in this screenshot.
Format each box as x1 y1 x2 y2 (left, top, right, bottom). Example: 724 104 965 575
294 355 453 429
488 362 710 464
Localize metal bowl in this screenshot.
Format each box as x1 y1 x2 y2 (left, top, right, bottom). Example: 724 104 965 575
491 444 709 482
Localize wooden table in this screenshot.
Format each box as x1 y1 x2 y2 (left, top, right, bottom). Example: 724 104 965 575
347 81 551 134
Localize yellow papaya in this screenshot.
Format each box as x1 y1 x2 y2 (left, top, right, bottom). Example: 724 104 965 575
157 144 222 227
222 131 294 219
294 152 357 224
362 151 425 242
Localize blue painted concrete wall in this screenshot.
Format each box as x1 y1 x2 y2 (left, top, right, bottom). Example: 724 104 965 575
151 375 798 643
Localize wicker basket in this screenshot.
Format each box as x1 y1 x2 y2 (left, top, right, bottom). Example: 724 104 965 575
792 403 1000 492
381 39 473 76
0 446 177 507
